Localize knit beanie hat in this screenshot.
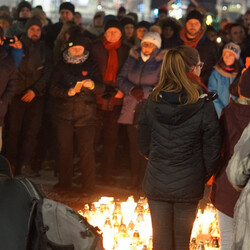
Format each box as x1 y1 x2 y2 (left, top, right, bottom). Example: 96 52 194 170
121 17 135 27
25 16 42 31
68 32 87 48
186 10 203 24
104 19 123 33
223 42 241 60
137 20 150 30
141 31 162 49
59 2 75 15
17 1 32 16
239 67 250 98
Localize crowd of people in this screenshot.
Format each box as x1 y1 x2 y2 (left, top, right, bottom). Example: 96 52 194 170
0 1 250 249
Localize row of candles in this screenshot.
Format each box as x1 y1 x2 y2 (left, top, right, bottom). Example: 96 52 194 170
78 196 220 250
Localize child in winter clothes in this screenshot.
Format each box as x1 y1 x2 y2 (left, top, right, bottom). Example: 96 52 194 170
208 42 241 117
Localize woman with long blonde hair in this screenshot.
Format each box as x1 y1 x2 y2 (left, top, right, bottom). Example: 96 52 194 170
138 45 221 250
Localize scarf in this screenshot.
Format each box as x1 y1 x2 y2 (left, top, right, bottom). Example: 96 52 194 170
102 36 122 85
63 50 89 64
141 51 150 62
180 27 205 48
186 72 209 93
223 65 235 73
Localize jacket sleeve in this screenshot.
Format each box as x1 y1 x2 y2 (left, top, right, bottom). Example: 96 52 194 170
9 47 23 68
202 101 222 181
31 48 53 96
137 100 152 158
226 124 250 188
117 56 136 95
1 60 17 104
200 41 218 85
85 61 105 95
49 63 69 98
208 71 224 117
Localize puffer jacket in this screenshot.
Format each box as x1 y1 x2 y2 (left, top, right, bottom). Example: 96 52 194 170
117 47 165 124
49 52 104 127
226 123 250 250
208 65 238 117
138 92 221 202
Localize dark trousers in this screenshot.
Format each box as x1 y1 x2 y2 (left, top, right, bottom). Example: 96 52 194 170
127 125 147 184
148 199 198 250
4 96 43 169
96 107 121 181
55 120 96 191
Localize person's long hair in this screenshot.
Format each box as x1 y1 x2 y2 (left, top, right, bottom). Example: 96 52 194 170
151 45 202 105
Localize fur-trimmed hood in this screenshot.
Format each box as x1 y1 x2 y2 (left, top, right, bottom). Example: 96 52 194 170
129 47 167 62
214 64 238 79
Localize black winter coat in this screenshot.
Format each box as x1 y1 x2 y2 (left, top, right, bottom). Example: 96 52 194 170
91 39 130 110
138 92 221 202
0 48 17 125
44 22 63 49
17 35 51 96
49 54 104 126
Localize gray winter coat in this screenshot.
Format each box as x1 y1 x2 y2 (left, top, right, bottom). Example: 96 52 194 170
117 48 165 124
226 122 250 250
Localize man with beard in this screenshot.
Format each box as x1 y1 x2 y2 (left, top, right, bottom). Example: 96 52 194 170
178 10 218 85
5 17 51 176
5 1 31 38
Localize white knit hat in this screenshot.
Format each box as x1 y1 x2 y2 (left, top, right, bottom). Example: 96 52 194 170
141 32 162 49
223 42 241 60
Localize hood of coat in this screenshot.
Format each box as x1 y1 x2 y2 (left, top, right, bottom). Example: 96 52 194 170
151 91 214 125
214 64 238 78
129 47 166 62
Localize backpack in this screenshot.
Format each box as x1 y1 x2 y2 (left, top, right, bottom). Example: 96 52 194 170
18 178 104 250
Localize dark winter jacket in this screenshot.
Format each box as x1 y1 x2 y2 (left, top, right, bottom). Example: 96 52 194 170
117 47 165 124
49 51 105 126
16 35 52 96
210 98 250 217
44 21 63 49
91 39 130 110
138 92 221 202
178 34 218 85
0 47 17 125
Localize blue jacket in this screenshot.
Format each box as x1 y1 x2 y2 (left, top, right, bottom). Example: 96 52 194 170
117 47 165 124
208 65 237 117
3 44 23 68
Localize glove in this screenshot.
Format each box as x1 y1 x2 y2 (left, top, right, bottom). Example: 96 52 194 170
102 86 118 100
130 86 144 101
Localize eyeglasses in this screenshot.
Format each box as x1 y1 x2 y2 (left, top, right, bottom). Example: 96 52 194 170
196 62 204 69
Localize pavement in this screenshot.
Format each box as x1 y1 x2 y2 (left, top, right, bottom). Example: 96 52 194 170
29 167 145 211
30 167 211 211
